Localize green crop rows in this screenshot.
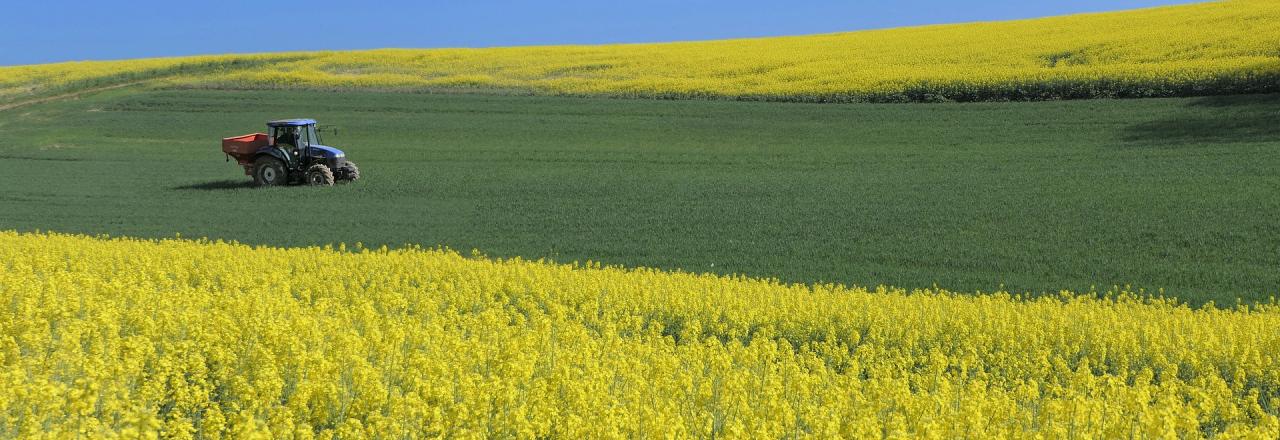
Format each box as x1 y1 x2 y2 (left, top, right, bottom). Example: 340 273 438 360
0 88 1276 304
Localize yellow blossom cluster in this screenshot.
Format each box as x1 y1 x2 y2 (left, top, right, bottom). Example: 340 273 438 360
1 231 1278 438
3 0 1278 103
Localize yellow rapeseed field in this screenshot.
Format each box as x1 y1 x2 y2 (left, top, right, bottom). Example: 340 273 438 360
214 0 1280 102
3 0 1278 103
2 231 1278 438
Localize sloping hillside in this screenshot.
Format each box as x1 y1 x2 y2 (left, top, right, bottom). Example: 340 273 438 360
2 0 1277 103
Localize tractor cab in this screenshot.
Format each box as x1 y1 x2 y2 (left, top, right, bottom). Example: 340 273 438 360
221 119 360 186
268 119 324 166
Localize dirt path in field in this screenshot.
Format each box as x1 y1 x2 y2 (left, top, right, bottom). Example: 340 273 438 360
0 81 149 112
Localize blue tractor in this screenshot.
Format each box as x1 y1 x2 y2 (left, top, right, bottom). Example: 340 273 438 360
221 119 360 186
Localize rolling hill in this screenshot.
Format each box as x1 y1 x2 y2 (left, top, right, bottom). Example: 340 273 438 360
2 0 1278 103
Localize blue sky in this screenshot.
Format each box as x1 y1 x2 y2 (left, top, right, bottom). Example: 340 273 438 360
1 0 1203 66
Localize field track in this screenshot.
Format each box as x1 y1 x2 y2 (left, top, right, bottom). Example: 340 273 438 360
0 81 148 112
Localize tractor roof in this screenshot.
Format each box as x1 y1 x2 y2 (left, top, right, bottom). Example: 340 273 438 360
267 118 317 127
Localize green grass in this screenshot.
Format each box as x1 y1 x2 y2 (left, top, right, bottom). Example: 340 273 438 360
0 88 1277 304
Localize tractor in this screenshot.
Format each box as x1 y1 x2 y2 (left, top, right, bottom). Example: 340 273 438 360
221 119 359 186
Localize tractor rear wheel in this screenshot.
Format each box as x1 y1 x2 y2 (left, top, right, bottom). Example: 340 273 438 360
306 164 335 186
253 157 286 186
337 161 360 182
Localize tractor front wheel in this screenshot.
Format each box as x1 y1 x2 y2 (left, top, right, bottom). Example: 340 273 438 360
306 164 335 186
337 161 360 182
253 157 286 186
